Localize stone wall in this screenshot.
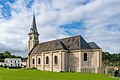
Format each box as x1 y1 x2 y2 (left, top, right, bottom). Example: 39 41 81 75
81 51 90 69
28 49 102 73
36 55 42 70
67 52 79 72
29 51 64 72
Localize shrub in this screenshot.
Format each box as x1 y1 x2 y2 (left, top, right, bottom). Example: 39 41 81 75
60 71 64 73
114 70 119 77
0 65 3 67
31 67 37 69
3 65 7 68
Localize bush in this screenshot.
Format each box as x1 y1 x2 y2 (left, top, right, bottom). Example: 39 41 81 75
0 65 3 67
3 65 7 68
60 71 64 73
31 67 37 69
114 70 119 77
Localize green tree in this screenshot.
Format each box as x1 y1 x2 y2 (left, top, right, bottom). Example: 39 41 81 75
2 51 11 58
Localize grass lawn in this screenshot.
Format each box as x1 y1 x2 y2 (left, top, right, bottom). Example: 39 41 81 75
0 67 119 80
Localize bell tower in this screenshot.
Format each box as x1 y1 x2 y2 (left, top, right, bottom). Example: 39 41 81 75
28 14 39 52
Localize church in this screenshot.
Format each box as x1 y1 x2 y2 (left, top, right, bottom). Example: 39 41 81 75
27 15 102 73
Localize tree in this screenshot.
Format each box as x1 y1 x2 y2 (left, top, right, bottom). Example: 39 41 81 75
102 52 120 66
0 53 4 62
2 51 11 58
0 51 28 62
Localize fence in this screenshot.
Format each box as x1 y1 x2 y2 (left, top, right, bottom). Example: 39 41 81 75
80 67 115 75
80 68 102 73
66 67 117 77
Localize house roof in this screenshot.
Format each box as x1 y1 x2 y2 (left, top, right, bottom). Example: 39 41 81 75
29 35 101 55
88 42 101 49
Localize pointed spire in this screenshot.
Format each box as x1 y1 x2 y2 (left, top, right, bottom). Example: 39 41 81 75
32 14 37 29
29 14 39 35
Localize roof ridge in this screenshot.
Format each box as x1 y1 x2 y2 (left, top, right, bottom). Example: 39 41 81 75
88 42 95 43
79 36 91 49
28 44 38 55
39 35 81 44
57 39 68 50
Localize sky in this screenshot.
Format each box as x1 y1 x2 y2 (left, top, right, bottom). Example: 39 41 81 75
0 0 120 57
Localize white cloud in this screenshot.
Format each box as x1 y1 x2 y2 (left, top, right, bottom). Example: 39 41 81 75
80 0 120 53
0 0 120 56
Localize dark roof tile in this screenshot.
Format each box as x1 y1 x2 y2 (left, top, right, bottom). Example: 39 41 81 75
30 35 101 55
88 42 101 49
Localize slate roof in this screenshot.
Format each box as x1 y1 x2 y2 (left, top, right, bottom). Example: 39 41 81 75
88 42 101 49
28 14 39 35
29 35 101 55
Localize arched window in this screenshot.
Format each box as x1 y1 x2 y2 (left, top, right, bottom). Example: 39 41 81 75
38 58 40 64
46 56 49 64
54 56 58 65
84 53 87 61
32 58 35 64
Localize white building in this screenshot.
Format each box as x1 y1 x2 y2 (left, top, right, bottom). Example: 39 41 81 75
4 58 21 67
0 62 7 66
21 61 27 67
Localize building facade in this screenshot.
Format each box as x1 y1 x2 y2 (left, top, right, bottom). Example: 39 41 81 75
4 58 21 67
0 62 7 66
21 61 27 67
27 15 102 73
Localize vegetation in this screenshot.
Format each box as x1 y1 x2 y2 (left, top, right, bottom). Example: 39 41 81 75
0 51 27 62
0 67 119 80
102 52 120 66
0 51 120 66
0 51 120 80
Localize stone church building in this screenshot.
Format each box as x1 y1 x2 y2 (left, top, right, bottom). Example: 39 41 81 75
27 15 102 73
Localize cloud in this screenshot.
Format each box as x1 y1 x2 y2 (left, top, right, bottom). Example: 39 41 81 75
83 0 120 53
0 0 120 56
